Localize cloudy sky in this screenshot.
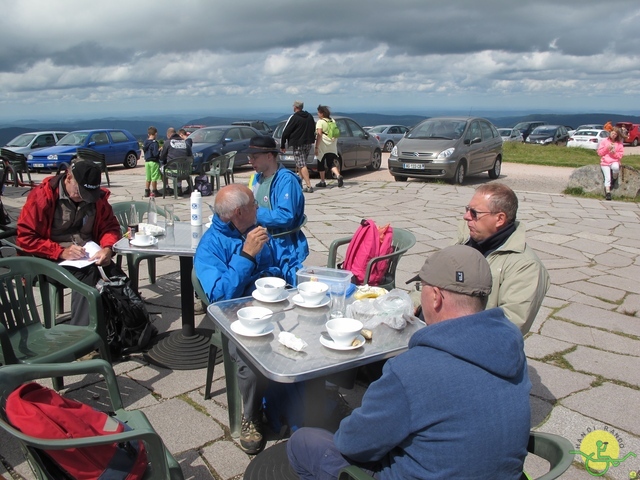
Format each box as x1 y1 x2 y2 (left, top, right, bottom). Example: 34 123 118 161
1 0 640 120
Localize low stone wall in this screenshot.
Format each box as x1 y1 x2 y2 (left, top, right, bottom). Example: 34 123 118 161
567 164 640 199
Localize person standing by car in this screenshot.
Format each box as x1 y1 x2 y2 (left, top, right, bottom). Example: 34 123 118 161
142 126 161 197
280 100 316 193
597 126 625 201
315 105 343 188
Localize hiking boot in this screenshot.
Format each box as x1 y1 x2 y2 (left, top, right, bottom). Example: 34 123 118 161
240 416 264 455
316 181 327 188
144 189 151 198
337 175 344 187
606 192 612 201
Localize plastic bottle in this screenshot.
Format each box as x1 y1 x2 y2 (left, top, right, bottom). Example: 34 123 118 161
127 202 139 237
147 196 158 226
191 190 202 226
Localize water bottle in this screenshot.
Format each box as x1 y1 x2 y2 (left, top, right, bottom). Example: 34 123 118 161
147 196 158 226
191 191 202 226
127 202 139 237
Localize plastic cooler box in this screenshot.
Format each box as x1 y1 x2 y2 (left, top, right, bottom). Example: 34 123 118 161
296 266 353 291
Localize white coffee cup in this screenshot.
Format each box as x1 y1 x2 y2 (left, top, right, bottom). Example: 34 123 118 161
297 281 329 305
134 232 152 245
326 318 363 347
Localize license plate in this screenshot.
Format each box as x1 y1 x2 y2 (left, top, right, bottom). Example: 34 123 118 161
403 163 425 170
32 163 44 168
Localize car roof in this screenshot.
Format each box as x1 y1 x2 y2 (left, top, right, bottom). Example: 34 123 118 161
20 131 67 135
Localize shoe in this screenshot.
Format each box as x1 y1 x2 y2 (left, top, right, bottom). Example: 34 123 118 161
316 181 327 188
164 187 174 196
606 192 612 201
337 175 344 187
152 190 162 197
240 416 264 455
303 186 314 193
194 299 205 315
144 189 150 198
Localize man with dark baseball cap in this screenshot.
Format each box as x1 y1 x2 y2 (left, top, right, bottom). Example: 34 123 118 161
288 245 531 479
17 156 124 326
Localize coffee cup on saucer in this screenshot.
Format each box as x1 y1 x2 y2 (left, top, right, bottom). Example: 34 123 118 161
134 232 152 245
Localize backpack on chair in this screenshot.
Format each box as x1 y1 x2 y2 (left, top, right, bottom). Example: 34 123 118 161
340 219 394 285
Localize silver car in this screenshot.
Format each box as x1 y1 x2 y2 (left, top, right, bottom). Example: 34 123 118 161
388 116 503 184
498 128 524 143
368 125 410 152
3 131 68 156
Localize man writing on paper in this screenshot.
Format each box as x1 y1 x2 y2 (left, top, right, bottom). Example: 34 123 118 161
17 157 123 326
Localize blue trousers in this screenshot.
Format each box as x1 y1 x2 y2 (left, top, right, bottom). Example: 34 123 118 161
287 427 381 480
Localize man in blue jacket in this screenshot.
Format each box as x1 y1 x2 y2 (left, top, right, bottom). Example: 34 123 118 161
287 245 531 479
247 135 309 264
195 183 302 455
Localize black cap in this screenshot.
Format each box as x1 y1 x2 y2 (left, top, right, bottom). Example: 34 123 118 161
245 135 279 154
71 158 101 202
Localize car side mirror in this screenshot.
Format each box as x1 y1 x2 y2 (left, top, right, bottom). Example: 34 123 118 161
88 141 96 147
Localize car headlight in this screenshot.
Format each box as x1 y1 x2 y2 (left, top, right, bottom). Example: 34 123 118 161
47 154 58 160
193 152 203 158
436 148 455 160
543 137 553 144
390 146 398 157
27 154 33 160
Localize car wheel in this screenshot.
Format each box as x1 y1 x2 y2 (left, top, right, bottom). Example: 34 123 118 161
633 138 639 147
452 161 466 185
384 140 394 152
488 158 502 179
393 175 407 182
366 149 382 171
123 152 138 169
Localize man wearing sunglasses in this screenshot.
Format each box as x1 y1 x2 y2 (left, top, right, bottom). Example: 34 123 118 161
457 183 549 334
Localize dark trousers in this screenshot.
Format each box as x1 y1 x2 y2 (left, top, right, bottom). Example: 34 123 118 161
287 427 381 480
229 342 269 422
63 262 125 326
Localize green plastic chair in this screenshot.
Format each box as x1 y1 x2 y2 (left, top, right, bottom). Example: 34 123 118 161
223 151 237 185
77 148 111 187
337 431 575 480
0 256 110 388
162 157 194 199
200 151 237 192
327 227 416 291
111 201 179 293
0 360 184 479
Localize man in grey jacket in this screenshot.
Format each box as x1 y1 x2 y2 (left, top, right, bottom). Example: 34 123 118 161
456 182 549 333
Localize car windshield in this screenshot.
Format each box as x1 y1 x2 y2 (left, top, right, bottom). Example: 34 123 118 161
190 129 224 144
6 134 36 147
58 132 88 146
532 127 556 135
498 129 512 136
369 126 387 133
407 120 466 140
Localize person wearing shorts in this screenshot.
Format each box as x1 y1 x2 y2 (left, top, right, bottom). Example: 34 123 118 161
280 100 316 193
143 126 161 197
315 105 343 188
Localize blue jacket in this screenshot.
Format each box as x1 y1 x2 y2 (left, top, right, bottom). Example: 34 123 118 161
194 214 302 302
249 166 308 263
334 308 531 480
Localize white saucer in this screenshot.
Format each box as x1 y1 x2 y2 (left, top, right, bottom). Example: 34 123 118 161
252 290 289 303
292 294 330 309
230 321 274 337
130 237 158 247
320 334 365 351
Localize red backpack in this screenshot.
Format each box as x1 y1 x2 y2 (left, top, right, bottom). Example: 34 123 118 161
341 219 394 285
6 382 148 480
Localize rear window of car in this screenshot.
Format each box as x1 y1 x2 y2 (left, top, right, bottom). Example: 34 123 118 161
110 131 129 143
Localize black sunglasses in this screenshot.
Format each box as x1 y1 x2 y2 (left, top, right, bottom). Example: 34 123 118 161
465 205 496 221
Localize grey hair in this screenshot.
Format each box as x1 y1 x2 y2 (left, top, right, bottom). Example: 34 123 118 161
475 183 518 224
293 100 304 109
214 187 251 221
446 289 488 312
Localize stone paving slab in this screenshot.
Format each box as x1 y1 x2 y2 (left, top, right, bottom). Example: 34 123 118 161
528 359 595 401
555 303 640 337
565 346 640 386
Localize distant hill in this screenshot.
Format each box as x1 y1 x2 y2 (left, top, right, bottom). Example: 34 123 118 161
1 112 639 147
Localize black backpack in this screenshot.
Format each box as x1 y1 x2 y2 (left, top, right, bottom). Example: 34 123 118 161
96 274 157 357
194 175 213 196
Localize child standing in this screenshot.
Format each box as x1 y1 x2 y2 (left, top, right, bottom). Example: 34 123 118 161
143 126 161 197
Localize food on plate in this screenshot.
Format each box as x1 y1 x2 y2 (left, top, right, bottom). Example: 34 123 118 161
354 285 388 300
361 329 373 341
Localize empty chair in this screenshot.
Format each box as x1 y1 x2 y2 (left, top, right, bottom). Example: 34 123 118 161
162 157 194 199
0 148 35 187
76 148 111 187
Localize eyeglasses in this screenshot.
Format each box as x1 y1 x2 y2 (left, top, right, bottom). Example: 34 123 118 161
247 153 268 162
465 205 496 221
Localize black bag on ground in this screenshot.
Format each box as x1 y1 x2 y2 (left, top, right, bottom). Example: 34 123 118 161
96 273 157 356
194 174 213 196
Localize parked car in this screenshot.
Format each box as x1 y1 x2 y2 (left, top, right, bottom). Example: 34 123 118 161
525 125 570 146
180 124 207 135
231 120 272 136
616 122 640 147
567 129 610 150
189 125 261 173
273 115 382 174
3 131 68 156
497 128 524 143
367 125 410 152
27 129 140 171
513 121 547 141
388 116 503 184
569 124 604 137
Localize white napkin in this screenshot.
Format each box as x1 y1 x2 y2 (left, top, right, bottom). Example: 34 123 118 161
278 332 308 352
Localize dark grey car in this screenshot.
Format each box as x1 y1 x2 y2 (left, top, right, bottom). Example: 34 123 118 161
388 116 503 184
273 115 382 174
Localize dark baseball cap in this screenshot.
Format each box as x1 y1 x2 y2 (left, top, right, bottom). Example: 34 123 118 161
245 135 279 155
409 245 492 297
70 158 101 203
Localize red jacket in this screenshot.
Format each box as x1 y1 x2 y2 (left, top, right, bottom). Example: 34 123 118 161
17 175 121 260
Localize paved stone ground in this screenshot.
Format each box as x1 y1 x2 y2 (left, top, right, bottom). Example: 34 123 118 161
1 164 640 479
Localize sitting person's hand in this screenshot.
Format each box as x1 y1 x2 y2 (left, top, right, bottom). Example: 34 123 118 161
60 244 87 260
242 226 269 258
89 247 113 266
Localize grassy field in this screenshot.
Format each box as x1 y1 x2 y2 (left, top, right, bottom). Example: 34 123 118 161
503 142 640 169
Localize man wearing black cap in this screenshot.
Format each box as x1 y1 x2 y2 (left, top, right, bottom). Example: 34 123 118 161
247 135 308 263
17 157 123 326
288 245 531 479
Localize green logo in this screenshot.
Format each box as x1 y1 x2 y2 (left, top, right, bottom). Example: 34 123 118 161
570 427 637 477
